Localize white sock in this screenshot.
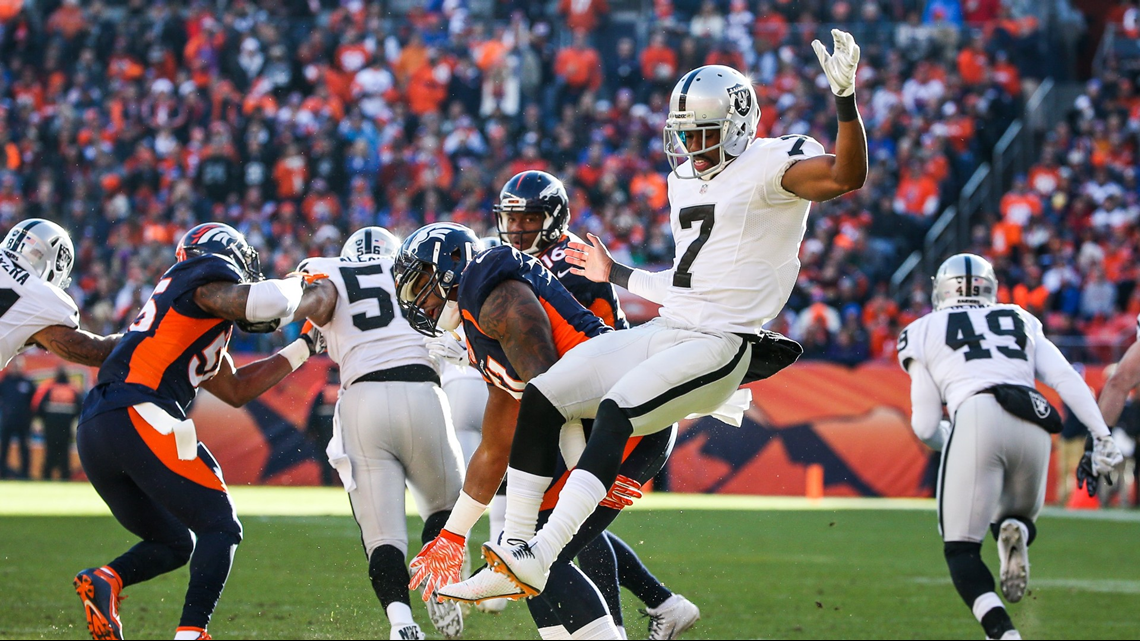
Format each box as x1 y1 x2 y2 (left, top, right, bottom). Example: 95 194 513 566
971 591 1004 623
174 630 205 641
503 467 550 542
532 469 607 567
538 624 573 640
386 602 415 627
489 493 507 545
570 615 621 640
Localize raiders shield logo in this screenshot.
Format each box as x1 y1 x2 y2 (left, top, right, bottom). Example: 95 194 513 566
726 83 752 117
1029 390 1051 419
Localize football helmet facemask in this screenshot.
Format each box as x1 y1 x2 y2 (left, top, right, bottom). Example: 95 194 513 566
2 218 75 289
663 65 760 180
493 170 569 255
176 222 264 283
932 253 998 310
392 222 480 336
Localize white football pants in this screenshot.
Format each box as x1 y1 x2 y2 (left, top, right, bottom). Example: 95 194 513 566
443 376 487 465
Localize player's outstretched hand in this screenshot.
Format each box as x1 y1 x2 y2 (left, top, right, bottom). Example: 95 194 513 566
600 474 643 510
1092 434 1123 481
812 29 860 97
565 233 615 284
409 529 467 601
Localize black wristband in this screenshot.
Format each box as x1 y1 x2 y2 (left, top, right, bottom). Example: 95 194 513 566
835 93 858 122
609 263 633 289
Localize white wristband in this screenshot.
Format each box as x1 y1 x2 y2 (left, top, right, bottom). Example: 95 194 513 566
279 339 310 372
245 277 304 323
443 491 489 536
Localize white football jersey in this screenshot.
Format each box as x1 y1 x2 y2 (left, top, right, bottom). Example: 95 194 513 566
662 134 825 334
301 256 434 387
0 250 80 369
898 304 1049 420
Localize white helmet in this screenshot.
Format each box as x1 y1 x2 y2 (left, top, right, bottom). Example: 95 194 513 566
341 226 400 261
663 65 760 180
932 253 998 310
2 218 75 289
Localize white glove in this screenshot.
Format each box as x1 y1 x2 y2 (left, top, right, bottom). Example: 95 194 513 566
426 331 468 368
1092 434 1124 481
812 29 860 97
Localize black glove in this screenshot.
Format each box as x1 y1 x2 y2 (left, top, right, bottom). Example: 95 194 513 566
235 318 281 333
1075 451 1100 497
299 321 325 355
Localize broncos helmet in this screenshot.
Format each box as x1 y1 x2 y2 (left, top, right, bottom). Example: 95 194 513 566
663 65 760 180
341 226 400 261
931 253 998 310
176 223 264 283
493 170 569 255
392 222 481 336
2 218 75 289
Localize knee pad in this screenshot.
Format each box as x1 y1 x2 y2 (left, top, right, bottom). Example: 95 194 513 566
422 510 450 545
990 516 1037 546
369 545 411 608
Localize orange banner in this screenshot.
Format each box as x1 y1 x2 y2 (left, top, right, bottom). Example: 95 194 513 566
13 354 1103 497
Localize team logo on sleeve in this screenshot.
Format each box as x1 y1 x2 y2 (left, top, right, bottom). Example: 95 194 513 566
1029 390 1051 419
726 83 753 117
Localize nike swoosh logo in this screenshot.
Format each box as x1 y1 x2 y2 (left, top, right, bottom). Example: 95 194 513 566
555 269 572 279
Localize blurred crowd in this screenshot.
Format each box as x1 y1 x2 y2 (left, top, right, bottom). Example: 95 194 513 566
0 0 1087 357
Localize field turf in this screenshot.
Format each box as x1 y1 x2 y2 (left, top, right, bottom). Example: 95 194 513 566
1 482 1137 639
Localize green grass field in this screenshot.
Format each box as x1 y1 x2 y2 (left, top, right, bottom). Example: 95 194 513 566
1 482 1137 640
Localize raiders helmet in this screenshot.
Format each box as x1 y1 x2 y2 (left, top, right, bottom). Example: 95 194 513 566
341 226 400 261
493 170 570 255
663 65 760 180
176 223 264 283
932 254 998 310
391 222 481 336
2 219 75 289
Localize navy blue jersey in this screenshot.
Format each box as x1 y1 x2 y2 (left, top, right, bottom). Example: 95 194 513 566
83 255 244 420
537 232 629 330
458 245 609 398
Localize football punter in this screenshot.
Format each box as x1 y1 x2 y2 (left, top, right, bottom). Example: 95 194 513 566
300 226 465 641
899 254 1122 640
463 34 866 607
72 223 336 641
495 170 699 638
394 223 673 640
0 219 121 369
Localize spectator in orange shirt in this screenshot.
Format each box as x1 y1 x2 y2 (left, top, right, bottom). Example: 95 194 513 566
46 0 86 43
301 179 343 226
1028 143 1062 196
555 30 603 108
273 143 309 201
559 0 609 35
630 170 668 211
999 175 1042 226
894 161 940 217
1012 267 1049 315
991 50 1020 97
406 49 450 116
394 32 429 86
956 35 988 86
640 31 677 97
753 0 790 46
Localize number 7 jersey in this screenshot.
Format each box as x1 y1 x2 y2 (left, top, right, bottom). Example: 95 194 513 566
300 256 433 387
663 134 825 334
897 304 1045 420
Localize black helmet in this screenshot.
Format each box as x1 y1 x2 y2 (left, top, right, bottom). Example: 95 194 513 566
176 223 263 283
493 170 569 255
391 222 481 336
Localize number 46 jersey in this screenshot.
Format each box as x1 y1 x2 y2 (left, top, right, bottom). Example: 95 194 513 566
897 304 1050 420
300 256 433 387
662 134 825 335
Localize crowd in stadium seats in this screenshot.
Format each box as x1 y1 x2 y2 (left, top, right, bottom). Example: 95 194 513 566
0 0 1086 357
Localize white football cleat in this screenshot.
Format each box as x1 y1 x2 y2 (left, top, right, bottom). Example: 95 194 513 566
482 540 549 597
475 596 509 614
642 594 701 640
437 565 528 604
997 519 1029 603
389 623 426 640
423 591 463 639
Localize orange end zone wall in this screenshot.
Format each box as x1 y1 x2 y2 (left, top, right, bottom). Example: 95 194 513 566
17 354 1106 497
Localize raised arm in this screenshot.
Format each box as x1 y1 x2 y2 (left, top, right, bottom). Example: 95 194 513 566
566 233 672 303
780 30 867 203
30 326 121 368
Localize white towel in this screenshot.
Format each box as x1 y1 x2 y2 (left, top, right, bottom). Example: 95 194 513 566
325 397 356 492
132 402 199 460
686 388 753 427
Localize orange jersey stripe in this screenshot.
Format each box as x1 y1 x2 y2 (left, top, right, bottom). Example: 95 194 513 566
540 435 643 510
540 299 591 357
125 310 222 389
587 298 617 329
127 406 226 492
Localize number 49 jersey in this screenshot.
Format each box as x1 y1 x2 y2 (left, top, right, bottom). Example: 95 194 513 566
300 256 433 387
897 304 1045 420
663 134 825 335
0 250 80 369
85 255 244 421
